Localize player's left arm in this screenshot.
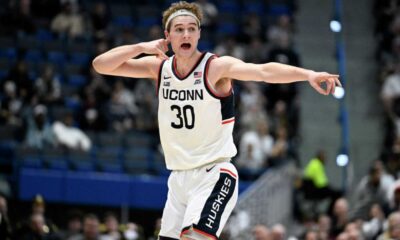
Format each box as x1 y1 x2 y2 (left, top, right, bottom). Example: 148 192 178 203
213 56 341 95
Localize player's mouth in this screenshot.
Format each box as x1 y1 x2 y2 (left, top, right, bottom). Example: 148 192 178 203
180 43 191 50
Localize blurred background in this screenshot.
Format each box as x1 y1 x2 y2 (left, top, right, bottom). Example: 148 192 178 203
0 0 399 239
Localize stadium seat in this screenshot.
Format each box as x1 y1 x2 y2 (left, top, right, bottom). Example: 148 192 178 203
123 132 154 148
47 51 66 66
68 150 95 171
16 147 43 169
67 74 87 87
123 148 150 174
35 29 54 42
112 16 135 28
97 132 124 149
64 97 82 112
69 52 90 66
0 47 17 61
96 148 123 173
42 148 69 170
24 49 44 63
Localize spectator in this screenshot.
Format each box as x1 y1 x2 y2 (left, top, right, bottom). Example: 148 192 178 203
100 212 124 240
388 179 400 212
317 214 332 239
51 2 86 39
377 212 400 240
331 198 350 237
236 120 273 174
267 14 293 46
114 28 140 46
31 194 58 234
60 210 82 239
245 37 269 64
90 2 110 41
0 0 36 36
107 80 137 132
79 107 107 132
214 35 245 59
0 194 12 240
123 222 142 240
0 81 23 126
18 213 60 240
362 203 385 240
3 60 34 104
68 214 101 240
304 230 318 240
194 0 218 30
53 112 92 151
381 61 400 115
241 14 265 44
351 163 391 219
34 64 62 106
252 224 271 240
146 25 163 41
271 224 286 240
269 126 289 165
24 104 56 149
302 150 342 209
133 79 158 132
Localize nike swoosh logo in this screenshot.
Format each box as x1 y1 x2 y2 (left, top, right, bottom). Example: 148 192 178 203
206 165 216 172
163 76 171 79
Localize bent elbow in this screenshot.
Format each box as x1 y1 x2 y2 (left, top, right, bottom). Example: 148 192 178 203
92 57 104 74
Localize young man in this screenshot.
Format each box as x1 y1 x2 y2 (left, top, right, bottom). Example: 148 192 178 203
92 2 341 239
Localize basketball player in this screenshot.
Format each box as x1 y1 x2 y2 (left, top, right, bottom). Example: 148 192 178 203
92 2 341 239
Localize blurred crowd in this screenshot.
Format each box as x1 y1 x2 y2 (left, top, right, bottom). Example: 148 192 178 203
0 194 161 240
0 0 300 180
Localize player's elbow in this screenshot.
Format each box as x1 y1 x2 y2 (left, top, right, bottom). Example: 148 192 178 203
92 57 113 74
92 57 106 74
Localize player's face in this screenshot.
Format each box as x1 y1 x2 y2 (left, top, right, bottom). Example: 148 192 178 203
165 16 200 58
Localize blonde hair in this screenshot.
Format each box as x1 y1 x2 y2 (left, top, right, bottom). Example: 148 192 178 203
162 1 203 31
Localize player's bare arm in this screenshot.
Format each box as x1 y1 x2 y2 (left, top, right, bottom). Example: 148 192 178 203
92 39 169 80
209 56 341 96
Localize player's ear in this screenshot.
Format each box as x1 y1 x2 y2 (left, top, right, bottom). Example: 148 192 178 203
164 30 170 42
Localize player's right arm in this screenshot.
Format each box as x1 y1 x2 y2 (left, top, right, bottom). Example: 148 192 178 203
92 39 169 80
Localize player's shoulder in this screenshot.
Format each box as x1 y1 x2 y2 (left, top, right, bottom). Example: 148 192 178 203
207 55 241 71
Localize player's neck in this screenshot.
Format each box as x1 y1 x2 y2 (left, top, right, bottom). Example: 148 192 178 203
174 50 202 76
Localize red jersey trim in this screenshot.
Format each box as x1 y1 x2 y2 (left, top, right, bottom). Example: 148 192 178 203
222 117 235 125
180 227 217 240
220 168 237 178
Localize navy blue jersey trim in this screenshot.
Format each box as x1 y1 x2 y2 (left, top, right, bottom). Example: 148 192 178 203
157 60 167 97
159 236 179 240
220 93 235 121
193 172 236 236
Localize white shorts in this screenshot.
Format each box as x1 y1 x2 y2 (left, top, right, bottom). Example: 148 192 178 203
159 161 239 240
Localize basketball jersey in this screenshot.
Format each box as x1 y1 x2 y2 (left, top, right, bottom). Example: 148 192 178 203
157 52 237 170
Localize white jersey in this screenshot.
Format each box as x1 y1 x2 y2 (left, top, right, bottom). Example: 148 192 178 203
157 52 237 170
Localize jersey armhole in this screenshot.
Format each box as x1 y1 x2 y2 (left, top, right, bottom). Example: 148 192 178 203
204 55 233 99
156 60 166 96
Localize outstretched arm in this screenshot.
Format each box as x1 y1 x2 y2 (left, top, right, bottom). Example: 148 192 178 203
92 39 169 80
211 56 341 95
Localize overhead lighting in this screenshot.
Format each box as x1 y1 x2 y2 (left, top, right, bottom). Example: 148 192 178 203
336 154 349 167
330 20 342 32
333 86 345 99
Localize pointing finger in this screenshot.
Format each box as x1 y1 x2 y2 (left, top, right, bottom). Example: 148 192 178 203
335 78 342 87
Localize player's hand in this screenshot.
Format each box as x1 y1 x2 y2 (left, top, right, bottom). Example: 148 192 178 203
308 71 341 95
140 39 170 60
